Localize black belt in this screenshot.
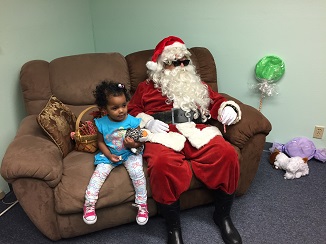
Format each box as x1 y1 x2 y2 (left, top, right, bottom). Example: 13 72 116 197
152 108 202 124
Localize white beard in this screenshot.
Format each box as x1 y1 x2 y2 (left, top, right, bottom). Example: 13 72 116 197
153 64 212 122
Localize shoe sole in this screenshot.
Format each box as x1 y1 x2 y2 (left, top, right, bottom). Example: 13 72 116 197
83 216 97 225
136 218 148 225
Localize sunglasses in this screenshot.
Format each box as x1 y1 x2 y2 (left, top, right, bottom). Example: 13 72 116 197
171 59 190 67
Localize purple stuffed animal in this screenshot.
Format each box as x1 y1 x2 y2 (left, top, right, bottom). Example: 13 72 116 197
269 137 326 163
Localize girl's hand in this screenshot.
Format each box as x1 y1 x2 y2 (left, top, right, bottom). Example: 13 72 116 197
124 137 144 149
124 137 136 148
109 154 121 163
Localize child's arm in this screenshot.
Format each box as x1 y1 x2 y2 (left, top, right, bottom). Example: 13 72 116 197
97 132 121 162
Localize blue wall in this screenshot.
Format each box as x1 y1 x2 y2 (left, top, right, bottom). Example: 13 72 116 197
91 0 326 150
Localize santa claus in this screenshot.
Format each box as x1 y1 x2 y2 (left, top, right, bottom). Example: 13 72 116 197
128 36 242 244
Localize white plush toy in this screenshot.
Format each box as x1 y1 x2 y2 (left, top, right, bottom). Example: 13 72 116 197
269 149 309 180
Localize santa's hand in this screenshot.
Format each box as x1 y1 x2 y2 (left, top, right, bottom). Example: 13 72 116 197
145 119 169 133
220 106 237 125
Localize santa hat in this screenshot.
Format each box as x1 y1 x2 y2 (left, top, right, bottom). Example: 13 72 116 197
146 36 186 71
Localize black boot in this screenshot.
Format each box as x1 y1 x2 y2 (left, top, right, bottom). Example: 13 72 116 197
213 190 242 244
157 200 184 244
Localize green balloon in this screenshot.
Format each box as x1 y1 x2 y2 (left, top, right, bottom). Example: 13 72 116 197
255 56 285 83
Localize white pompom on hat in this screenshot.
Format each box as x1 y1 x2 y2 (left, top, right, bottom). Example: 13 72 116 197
146 36 186 71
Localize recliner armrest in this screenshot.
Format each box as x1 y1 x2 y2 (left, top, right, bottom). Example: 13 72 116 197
209 93 272 149
1 115 63 187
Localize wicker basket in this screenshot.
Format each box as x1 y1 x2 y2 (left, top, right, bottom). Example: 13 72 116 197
74 106 98 153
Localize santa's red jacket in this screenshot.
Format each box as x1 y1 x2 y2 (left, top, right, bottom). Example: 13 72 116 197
128 80 240 204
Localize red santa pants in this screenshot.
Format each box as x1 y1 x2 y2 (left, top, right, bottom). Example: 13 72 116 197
143 134 240 205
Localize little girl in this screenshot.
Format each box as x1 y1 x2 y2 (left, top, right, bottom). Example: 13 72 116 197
83 81 148 226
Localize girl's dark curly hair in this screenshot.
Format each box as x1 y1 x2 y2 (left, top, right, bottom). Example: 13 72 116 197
93 80 130 108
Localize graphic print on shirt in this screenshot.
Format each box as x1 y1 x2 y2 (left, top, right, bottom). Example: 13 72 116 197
105 127 126 151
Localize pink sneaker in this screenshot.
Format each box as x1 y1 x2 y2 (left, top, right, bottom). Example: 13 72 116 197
83 204 97 224
132 203 149 225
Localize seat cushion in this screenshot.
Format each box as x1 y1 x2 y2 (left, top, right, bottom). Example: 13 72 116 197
54 150 149 214
54 151 208 214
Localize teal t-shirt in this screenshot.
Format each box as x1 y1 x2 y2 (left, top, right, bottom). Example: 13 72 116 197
94 114 141 165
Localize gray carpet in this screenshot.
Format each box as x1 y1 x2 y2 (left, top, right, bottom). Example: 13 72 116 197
1 147 325 244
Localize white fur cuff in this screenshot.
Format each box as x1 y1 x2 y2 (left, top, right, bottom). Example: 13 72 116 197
136 113 154 128
176 122 222 149
147 132 186 151
218 101 242 124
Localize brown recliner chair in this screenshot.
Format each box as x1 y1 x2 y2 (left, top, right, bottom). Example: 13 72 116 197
1 47 272 240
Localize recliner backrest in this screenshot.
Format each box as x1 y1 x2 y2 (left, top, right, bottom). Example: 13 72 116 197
20 52 129 115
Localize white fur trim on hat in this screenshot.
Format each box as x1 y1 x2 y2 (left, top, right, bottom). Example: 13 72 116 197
163 42 186 50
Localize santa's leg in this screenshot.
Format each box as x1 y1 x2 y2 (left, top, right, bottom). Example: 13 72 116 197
157 200 183 244
143 143 191 244
213 190 242 244
184 135 242 244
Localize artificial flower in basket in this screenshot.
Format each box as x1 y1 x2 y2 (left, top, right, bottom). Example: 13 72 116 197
70 106 105 153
